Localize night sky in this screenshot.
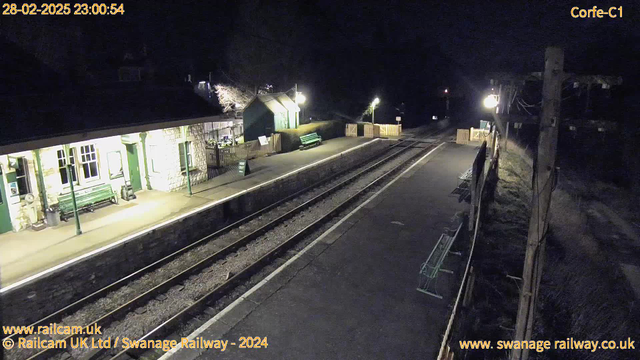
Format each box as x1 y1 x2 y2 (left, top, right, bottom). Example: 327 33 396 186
1 0 639 127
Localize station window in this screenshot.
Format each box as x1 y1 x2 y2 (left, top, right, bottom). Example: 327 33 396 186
14 157 31 195
80 144 100 180
57 148 78 185
178 142 193 172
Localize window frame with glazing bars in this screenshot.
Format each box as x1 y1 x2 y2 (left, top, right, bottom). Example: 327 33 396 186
80 144 100 181
15 157 31 197
178 142 195 173
57 148 79 186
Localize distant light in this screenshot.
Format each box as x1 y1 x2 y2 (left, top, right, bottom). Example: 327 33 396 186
432 115 438 120
444 89 448 93
483 95 499 109
372 97 380 107
295 92 306 104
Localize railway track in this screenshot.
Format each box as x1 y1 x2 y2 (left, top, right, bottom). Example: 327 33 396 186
7 127 448 360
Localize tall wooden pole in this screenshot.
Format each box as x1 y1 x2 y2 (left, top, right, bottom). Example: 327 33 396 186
511 47 563 360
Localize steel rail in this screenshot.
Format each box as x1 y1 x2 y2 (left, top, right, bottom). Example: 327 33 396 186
23 141 421 360
3 139 413 345
110 141 436 360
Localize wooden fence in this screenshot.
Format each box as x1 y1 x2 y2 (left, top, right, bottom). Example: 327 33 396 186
378 124 402 136
345 123 357 137
206 134 281 169
362 123 401 138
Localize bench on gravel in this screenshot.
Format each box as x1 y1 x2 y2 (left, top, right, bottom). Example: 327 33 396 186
417 223 463 299
299 132 322 150
58 183 119 221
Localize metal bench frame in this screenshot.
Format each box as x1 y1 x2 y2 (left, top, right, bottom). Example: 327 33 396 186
299 132 322 150
450 167 473 203
417 222 463 299
58 183 119 221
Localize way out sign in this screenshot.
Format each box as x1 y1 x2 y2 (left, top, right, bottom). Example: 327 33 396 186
396 116 401 123
238 160 251 176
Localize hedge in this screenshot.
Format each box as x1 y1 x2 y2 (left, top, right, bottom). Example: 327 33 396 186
277 120 346 152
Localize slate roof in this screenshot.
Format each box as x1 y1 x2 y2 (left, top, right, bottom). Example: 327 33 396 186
246 93 299 114
0 84 222 148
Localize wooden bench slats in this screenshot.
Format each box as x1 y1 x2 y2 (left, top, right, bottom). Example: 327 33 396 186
58 183 117 220
417 223 463 298
299 132 322 149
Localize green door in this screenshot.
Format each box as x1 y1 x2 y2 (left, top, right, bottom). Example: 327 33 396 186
126 144 142 192
0 169 13 234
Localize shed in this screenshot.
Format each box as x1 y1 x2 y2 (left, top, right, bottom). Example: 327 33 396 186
242 93 299 141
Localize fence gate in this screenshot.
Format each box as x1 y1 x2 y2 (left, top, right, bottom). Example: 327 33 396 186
345 124 357 137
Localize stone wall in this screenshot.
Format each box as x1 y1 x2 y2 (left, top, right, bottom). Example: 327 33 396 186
146 125 207 192
38 136 131 211
2 139 390 326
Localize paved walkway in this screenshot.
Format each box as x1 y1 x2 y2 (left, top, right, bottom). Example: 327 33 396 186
168 142 478 360
0 137 375 287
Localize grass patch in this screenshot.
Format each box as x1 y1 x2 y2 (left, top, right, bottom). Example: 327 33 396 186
452 149 532 359
532 187 640 360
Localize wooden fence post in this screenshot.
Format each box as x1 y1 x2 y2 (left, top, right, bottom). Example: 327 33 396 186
511 47 564 360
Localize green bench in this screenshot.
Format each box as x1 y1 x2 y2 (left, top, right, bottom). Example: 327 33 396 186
417 223 463 299
58 183 119 221
299 132 322 150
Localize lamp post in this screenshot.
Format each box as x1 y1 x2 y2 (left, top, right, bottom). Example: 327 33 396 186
64 144 82 235
371 97 380 124
444 88 450 117
181 125 192 196
483 94 499 109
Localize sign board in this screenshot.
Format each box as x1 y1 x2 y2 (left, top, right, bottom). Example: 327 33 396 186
8 182 18 197
258 135 269 146
395 116 401 122
479 120 490 130
514 122 522 129
238 160 251 176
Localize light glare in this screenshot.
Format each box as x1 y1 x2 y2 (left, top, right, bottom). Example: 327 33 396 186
483 95 499 108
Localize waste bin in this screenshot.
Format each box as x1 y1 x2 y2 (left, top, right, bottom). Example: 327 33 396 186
45 208 59 227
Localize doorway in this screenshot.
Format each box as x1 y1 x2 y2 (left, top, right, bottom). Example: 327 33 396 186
125 144 142 192
0 168 13 234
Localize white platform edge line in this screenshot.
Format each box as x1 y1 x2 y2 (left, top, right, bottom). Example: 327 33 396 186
159 141 446 359
1 139 380 294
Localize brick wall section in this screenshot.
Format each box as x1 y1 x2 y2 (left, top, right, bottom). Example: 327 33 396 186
2 140 390 326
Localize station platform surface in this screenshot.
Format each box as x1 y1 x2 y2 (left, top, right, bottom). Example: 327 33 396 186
0 136 376 288
167 142 478 360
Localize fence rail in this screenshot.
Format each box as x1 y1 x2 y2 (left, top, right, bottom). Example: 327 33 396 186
438 126 500 360
206 134 281 169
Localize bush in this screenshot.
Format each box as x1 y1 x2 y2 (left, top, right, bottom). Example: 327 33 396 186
277 120 346 152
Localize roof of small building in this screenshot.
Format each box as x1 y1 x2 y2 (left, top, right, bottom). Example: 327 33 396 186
0 84 222 149
246 93 299 114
